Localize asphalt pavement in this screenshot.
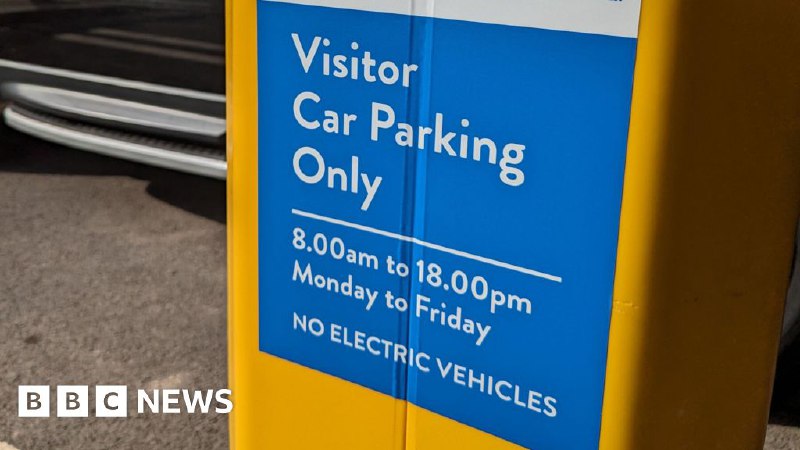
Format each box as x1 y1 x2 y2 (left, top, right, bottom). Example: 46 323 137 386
0 122 227 449
1 122 800 449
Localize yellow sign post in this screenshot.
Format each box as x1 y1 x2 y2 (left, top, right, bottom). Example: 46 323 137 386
227 0 800 448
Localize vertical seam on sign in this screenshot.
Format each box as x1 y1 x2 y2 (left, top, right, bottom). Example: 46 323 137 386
402 0 436 448
398 3 416 448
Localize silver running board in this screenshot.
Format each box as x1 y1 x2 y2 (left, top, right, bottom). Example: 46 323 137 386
3 105 227 179
2 83 225 145
0 58 225 103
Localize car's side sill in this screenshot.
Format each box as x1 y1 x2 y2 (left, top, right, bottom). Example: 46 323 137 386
3 105 227 179
2 83 226 145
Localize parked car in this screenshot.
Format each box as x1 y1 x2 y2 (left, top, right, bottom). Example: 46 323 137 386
0 0 226 178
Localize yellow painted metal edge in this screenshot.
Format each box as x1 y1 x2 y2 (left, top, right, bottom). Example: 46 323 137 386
600 1 800 449
226 0 258 446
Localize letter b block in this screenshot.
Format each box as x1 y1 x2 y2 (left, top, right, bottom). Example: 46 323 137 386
57 385 89 417
18 385 50 417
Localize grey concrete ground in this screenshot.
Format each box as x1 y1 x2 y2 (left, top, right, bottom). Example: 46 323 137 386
0 121 799 449
0 124 227 449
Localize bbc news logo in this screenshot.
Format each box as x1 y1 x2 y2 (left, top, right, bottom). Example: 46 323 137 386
18 385 232 418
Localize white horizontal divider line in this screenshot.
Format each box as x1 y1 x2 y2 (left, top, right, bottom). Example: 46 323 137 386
291 208 563 283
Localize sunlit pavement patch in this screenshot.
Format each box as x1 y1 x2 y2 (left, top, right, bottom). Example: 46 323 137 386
765 425 800 450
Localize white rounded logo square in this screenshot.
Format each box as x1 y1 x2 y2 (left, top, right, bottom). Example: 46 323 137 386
95 386 128 417
18 385 49 417
56 385 89 417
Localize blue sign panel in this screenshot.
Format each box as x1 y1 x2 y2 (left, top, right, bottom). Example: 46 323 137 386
258 1 640 448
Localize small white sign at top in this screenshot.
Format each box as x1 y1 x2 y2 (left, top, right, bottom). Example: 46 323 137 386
265 0 642 39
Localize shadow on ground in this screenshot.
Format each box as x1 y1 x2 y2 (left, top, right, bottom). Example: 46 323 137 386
771 337 800 427
0 121 226 223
